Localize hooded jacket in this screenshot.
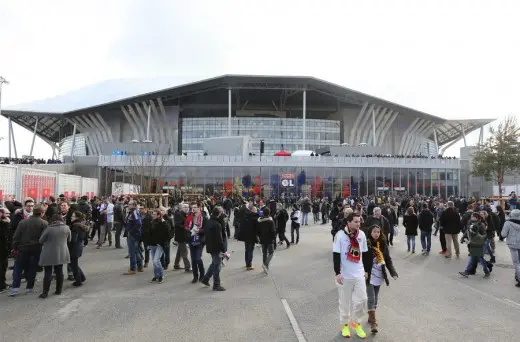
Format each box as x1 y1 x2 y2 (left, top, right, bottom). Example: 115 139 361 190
501 218 520 249
256 216 276 245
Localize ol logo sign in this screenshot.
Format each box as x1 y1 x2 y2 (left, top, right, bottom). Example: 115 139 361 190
280 173 296 188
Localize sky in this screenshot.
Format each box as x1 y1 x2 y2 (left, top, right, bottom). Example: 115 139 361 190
0 0 518 158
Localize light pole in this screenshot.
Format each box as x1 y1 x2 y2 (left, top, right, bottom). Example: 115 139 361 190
0 76 9 157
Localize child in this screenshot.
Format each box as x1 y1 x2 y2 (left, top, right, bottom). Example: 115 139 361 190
459 224 490 278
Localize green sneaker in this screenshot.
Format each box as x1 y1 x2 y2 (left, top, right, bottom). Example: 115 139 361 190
351 322 367 339
341 324 351 338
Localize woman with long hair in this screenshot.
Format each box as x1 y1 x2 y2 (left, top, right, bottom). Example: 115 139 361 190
362 224 398 334
38 214 71 298
403 207 419 253
69 211 89 287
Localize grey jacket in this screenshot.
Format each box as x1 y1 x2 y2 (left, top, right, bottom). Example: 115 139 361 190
501 219 520 249
39 221 71 266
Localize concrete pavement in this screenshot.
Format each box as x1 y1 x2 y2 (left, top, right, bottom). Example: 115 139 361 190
1 221 519 342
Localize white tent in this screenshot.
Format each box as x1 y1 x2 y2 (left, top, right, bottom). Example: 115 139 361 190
291 150 315 156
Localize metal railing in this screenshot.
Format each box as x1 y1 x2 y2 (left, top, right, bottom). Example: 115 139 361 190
98 155 461 169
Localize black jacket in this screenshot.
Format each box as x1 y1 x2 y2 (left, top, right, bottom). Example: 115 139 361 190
77 200 92 220
204 216 224 254
173 210 189 243
44 203 58 220
140 213 153 244
237 211 259 243
274 208 289 233
0 220 10 257
418 209 434 232
148 219 170 246
113 204 124 223
403 214 419 236
12 215 48 251
69 220 89 258
256 217 276 244
362 238 398 286
439 207 461 234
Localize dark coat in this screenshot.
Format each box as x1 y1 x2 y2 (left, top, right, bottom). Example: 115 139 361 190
12 216 48 251
68 220 89 258
140 213 152 244
237 211 259 243
203 216 224 254
148 219 170 246
0 220 10 257
403 214 419 236
274 208 289 233
173 209 189 243
418 209 434 232
439 207 461 234
39 221 71 266
256 217 276 245
362 238 398 286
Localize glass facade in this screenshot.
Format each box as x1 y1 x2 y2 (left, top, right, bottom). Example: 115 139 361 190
181 117 340 155
158 166 460 198
59 134 87 159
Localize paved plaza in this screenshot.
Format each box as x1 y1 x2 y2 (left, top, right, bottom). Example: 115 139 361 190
1 221 519 342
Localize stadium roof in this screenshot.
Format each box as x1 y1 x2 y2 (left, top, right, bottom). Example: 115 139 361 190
2 74 494 146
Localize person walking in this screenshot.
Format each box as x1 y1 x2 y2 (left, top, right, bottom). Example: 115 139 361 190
173 203 191 272
189 202 206 283
0 208 10 293
362 224 398 334
257 207 276 274
440 201 461 259
38 215 71 299
403 207 419 253
501 209 520 287
418 204 434 256
290 205 301 244
274 205 290 249
200 208 226 291
68 211 88 287
10 204 48 297
237 205 259 270
123 200 144 275
148 209 170 283
333 213 368 339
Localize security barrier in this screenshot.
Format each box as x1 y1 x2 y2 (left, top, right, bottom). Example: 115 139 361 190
0 164 99 202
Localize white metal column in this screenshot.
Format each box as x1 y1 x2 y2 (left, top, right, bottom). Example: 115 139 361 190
228 88 232 136
302 90 307 150
433 128 439 155
461 124 467 147
30 117 39 156
9 119 18 158
8 116 11 159
70 123 77 159
0 77 9 157
372 106 377 146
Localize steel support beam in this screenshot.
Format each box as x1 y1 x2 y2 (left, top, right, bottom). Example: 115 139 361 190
478 126 484 147
29 117 39 156
8 116 11 159
433 128 439 155
302 90 307 150
70 123 77 159
228 88 232 136
371 106 377 146
461 124 467 147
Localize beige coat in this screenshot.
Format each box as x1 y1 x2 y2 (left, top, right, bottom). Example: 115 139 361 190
39 221 71 266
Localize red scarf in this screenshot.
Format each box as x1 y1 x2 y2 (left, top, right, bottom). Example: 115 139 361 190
346 229 361 263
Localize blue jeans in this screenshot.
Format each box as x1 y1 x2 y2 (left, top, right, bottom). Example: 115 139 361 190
150 245 164 278
189 244 205 279
12 247 40 290
127 235 143 271
203 253 221 287
244 242 255 267
407 235 416 252
301 212 308 225
485 239 495 259
465 256 489 274
420 230 432 252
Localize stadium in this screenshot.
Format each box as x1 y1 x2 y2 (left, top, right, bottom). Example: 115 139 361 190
2 75 494 198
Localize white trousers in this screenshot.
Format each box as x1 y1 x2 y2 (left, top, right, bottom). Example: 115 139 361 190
337 276 368 324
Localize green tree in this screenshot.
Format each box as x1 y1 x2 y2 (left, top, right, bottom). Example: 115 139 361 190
472 115 520 197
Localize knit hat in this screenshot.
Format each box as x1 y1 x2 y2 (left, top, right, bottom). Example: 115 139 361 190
509 209 520 221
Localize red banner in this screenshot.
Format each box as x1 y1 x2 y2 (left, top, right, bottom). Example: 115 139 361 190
0 190 3 201
22 173 56 202
71 191 76 197
28 188 38 198
64 191 69 199
42 188 51 198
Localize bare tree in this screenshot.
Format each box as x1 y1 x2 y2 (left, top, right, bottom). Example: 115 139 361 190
472 115 520 197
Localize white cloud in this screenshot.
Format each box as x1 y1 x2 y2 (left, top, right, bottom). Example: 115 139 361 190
0 0 518 158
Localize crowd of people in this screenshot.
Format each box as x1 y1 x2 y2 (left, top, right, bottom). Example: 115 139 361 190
0 157 62 165
0 191 519 339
